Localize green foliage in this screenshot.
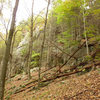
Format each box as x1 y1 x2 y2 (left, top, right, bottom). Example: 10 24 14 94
53 0 82 24
31 51 40 58
95 51 100 61
84 55 92 61
96 35 100 41
57 31 79 48
53 0 82 50
85 25 96 38
21 48 27 56
31 51 40 67
93 9 100 17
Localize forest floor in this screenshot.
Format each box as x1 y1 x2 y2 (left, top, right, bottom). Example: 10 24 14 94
5 67 100 100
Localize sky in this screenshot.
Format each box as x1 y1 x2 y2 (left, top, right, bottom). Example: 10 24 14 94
0 0 50 33
16 0 48 24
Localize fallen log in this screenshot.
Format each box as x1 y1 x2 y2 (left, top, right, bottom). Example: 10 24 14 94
57 41 86 72
63 61 88 72
23 60 97 87
43 61 100 82
48 40 77 60
13 61 100 94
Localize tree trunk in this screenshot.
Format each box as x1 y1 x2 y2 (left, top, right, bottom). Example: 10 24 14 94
83 0 89 55
38 0 50 86
0 0 19 99
8 30 18 79
25 0 34 79
27 0 34 79
46 22 52 68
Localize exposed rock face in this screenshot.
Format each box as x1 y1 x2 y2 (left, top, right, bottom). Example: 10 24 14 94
16 26 41 55
9 26 43 76
16 32 29 55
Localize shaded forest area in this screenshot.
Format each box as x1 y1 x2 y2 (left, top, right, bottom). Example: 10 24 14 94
0 0 100 100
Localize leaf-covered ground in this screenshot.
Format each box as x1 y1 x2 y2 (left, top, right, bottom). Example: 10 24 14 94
5 69 100 100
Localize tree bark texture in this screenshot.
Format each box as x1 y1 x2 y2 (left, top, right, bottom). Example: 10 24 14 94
0 0 19 99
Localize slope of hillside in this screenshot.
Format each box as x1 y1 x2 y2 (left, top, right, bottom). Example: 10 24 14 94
5 68 100 100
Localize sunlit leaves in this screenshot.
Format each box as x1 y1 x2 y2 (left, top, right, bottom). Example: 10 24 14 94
57 30 79 49
31 51 40 67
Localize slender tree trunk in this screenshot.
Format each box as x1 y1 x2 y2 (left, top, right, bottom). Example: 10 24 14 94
8 30 18 79
46 23 52 68
27 0 34 79
0 0 19 99
83 0 89 55
38 0 50 86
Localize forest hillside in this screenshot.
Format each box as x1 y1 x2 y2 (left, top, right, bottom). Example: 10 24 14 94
4 68 100 100
0 0 100 100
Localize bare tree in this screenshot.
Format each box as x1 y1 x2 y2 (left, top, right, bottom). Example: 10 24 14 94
38 0 50 86
83 0 89 55
23 0 35 80
0 0 19 99
8 30 21 79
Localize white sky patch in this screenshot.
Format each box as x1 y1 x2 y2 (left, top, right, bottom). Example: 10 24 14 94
0 0 50 33
16 0 48 24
